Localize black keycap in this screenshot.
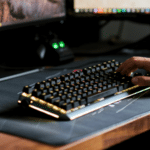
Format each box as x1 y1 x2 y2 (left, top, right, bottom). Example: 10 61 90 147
46 96 60 104
61 94 67 100
32 89 42 97
54 100 64 107
88 85 93 91
85 81 90 87
46 79 52 87
103 68 113 74
56 77 61 84
35 82 44 89
89 80 94 85
64 81 70 88
39 93 52 100
107 84 112 89
41 81 50 88
116 80 121 85
61 103 72 110
112 80 117 87
60 75 69 81
52 91 58 97
72 96 77 101
116 84 124 91
103 80 107 85
92 65 97 71
70 80 75 86
87 87 118 103
80 83 85 88
87 91 92 95
83 68 91 75
107 78 112 84
83 87 88 92
78 99 87 105
102 62 109 68
102 85 107 90
115 61 119 66
47 87 54 92
51 78 57 85
23 85 33 94
40 88 48 94
58 90 63 95
59 83 65 90
68 73 75 80
90 74 95 79
92 89 97 94
98 82 103 87
122 82 129 89
82 92 87 97
64 98 71 103
96 64 104 70
78 71 84 76
98 87 102 92
94 78 99 83
70 101 80 108
99 75 104 80
74 72 80 78
78 89 83 94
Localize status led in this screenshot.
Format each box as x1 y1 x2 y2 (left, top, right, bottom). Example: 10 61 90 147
52 43 59 49
59 41 65 48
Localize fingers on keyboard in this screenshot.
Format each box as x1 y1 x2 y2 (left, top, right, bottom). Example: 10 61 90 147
116 57 140 75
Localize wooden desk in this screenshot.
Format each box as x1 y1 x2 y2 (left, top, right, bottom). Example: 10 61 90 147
1 112 150 150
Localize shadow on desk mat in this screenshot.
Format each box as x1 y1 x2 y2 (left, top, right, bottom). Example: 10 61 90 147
0 55 150 146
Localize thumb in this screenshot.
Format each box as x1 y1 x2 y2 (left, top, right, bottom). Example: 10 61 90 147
132 76 150 86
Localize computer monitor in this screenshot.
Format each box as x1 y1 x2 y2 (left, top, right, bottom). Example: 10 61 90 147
0 0 66 31
64 0 150 56
74 0 150 14
71 0 150 23
0 0 67 67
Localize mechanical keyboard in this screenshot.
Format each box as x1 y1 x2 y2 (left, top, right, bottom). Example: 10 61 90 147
18 59 150 120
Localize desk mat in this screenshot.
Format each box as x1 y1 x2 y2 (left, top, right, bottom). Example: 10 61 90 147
0 55 150 146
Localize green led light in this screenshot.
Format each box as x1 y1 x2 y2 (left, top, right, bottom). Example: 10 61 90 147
59 41 65 48
117 9 122 13
52 43 59 49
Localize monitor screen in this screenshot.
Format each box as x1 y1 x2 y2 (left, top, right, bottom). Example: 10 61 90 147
0 0 66 31
74 0 150 14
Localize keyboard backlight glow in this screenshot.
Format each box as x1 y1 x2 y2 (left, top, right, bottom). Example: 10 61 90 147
29 105 59 118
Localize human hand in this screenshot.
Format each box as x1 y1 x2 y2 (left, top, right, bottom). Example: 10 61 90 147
116 56 150 86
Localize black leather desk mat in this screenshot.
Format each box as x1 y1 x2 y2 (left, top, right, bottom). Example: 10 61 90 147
0 55 150 146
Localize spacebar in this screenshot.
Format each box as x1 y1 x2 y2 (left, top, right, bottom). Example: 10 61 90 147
87 87 118 103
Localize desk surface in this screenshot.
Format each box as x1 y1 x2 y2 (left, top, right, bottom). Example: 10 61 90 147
1 113 150 150
1 55 150 150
